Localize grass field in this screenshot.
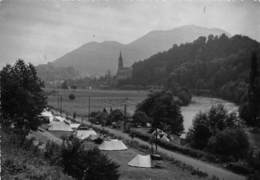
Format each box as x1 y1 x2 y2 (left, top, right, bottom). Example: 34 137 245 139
46 88 148 116
46 88 238 133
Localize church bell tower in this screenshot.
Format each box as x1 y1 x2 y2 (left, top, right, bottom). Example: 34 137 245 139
118 51 123 72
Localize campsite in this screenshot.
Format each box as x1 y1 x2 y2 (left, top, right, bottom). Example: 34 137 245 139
27 109 212 180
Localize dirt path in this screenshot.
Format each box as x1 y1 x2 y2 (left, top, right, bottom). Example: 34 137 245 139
79 119 245 180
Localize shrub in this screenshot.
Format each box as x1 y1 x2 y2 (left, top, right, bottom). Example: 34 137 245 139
68 93 76 100
132 111 151 127
60 136 119 180
107 109 125 126
129 129 217 162
207 128 249 160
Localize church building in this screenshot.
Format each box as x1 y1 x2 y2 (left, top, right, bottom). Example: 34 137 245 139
115 51 132 81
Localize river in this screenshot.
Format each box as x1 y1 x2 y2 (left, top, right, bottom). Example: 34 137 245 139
181 96 238 135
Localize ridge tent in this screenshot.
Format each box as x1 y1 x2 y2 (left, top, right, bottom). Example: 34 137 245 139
41 110 54 122
48 121 73 138
76 129 97 140
98 139 127 151
48 121 73 132
54 116 66 122
128 154 152 168
152 128 170 142
70 123 80 130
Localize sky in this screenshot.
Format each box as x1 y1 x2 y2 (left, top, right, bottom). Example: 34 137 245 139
0 0 259 67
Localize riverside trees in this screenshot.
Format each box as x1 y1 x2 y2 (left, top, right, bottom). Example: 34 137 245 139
135 90 184 136
186 104 249 160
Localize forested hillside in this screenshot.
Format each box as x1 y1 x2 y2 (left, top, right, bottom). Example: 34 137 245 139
131 34 260 104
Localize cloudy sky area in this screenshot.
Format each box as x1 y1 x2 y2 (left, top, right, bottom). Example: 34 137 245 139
0 0 259 67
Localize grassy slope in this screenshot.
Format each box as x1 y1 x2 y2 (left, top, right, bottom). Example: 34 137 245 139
82 141 210 180
1 129 73 180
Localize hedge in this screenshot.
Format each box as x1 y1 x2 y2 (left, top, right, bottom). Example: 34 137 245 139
129 129 218 163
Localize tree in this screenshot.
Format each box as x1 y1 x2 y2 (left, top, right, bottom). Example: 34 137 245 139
132 111 151 127
186 112 211 149
107 109 125 126
243 51 260 126
207 128 249 160
136 91 184 135
0 59 46 138
186 104 241 150
61 136 119 180
68 93 75 100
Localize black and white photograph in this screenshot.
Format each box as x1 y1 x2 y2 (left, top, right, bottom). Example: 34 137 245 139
0 0 260 179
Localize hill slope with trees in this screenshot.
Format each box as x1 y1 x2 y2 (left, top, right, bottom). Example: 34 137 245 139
130 34 260 104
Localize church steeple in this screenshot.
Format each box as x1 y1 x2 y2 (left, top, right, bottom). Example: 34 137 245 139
118 51 123 71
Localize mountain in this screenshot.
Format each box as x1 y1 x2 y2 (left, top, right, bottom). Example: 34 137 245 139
128 34 260 103
49 25 229 76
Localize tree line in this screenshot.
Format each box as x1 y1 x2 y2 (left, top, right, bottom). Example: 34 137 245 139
128 34 260 104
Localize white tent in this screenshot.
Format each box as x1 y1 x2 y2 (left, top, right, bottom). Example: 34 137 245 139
152 128 170 142
98 139 128 151
48 121 73 132
70 123 80 130
41 110 54 122
54 116 66 122
128 154 152 168
76 129 97 140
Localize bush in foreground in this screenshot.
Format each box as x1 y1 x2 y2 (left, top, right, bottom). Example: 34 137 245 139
60 136 120 180
207 128 249 160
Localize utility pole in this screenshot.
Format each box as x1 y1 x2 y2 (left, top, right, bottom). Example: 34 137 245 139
123 98 128 131
60 95 63 115
57 95 60 112
88 96 90 121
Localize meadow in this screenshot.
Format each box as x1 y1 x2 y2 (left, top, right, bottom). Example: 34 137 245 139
46 88 238 133
46 88 148 116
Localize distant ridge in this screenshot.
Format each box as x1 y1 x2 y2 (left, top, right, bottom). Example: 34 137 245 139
43 25 230 76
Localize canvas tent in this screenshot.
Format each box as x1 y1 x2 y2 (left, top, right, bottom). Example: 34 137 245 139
41 110 54 122
152 128 170 142
98 139 127 151
128 154 152 168
76 129 97 140
48 121 73 132
54 116 66 122
70 123 80 130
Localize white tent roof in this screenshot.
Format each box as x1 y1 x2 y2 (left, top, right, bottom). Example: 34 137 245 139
48 121 73 132
70 123 80 129
98 139 127 151
41 111 54 122
54 116 66 122
76 129 97 140
128 154 151 168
